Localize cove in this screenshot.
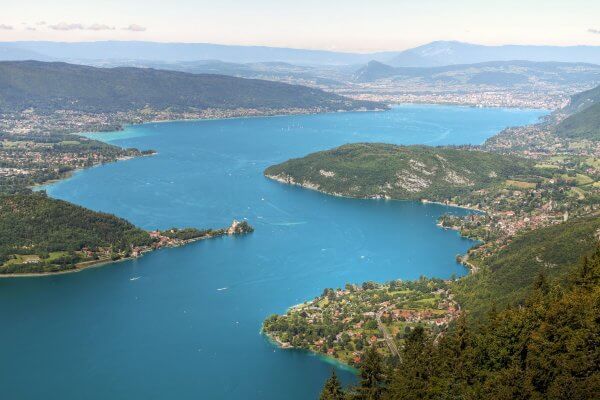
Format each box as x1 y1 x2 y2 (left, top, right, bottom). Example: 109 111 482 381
0 105 547 399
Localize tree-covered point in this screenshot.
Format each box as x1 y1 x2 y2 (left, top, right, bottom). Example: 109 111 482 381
160 227 218 241
0 192 153 274
452 214 600 319
265 143 536 201
0 61 383 113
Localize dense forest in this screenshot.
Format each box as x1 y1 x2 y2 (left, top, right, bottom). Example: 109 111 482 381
453 214 600 318
0 61 382 113
320 245 600 400
265 143 536 201
0 192 153 274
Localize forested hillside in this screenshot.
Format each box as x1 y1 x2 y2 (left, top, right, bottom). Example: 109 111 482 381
321 245 600 400
0 193 153 274
265 143 535 201
453 215 600 318
556 102 600 140
0 61 381 113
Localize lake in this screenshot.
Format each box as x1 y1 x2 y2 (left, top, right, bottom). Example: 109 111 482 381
0 105 546 399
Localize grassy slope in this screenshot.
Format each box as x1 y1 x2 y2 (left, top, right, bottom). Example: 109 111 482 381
453 214 600 318
265 143 535 201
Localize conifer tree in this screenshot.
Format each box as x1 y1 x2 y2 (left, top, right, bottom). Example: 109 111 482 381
352 346 386 400
319 370 346 400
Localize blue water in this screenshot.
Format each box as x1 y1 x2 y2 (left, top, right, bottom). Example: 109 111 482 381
0 105 546 399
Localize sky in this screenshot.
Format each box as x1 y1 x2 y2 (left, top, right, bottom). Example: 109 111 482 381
1 0 600 52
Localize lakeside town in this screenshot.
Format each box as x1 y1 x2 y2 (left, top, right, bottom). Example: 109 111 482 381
344 89 570 110
0 106 366 191
263 278 460 366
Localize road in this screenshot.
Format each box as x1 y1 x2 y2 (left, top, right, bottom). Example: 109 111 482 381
376 310 400 358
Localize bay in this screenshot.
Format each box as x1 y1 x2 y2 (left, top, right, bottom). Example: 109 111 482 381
0 105 546 399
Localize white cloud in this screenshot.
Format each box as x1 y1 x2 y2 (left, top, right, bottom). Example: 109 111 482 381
87 23 115 31
122 24 146 32
36 21 46 26
26 27 37 31
47 22 118 31
0 24 13 30
49 22 84 31
589 28 600 35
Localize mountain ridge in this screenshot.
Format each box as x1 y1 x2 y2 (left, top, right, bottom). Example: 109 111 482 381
2 40 600 67
0 60 382 113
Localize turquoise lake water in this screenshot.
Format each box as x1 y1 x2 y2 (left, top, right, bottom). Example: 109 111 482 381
0 105 546 399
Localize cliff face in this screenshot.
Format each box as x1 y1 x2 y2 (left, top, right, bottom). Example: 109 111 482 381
226 220 254 235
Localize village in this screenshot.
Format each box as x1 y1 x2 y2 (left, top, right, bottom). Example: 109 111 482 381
262 278 460 366
435 148 600 265
0 106 344 191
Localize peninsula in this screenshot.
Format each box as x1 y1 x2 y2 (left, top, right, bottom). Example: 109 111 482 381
0 193 253 276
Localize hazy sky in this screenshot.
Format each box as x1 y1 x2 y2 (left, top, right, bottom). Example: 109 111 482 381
2 0 600 52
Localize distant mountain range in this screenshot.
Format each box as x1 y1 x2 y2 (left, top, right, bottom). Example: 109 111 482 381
0 61 380 113
386 41 600 67
353 60 600 86
1 40 600 67
0 41 392 66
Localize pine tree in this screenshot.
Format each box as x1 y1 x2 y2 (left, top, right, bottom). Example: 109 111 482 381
352 346 386 400
320 370 345 400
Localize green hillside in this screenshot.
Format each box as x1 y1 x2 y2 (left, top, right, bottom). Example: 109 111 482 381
453 214 600 318
554 83 600 140
562 83 600 114
357 247 600 400
264 143 535 201
0 61 381 113
556 102 600 140
0 193 153 274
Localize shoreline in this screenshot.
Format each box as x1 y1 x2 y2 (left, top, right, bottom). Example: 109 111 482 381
264 173 485 214
75 103 544 141
70 107 389 140
262 330 360 373
262 174 488 365
0 222 248 278
384 101 552 112
31 153 155 192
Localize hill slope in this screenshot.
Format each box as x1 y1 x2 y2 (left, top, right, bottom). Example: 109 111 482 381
453 214 600 318
264 143 535 201
0 193 153 274
561 83 600 114
0 61 381 113
556 102 600 140
554 84 600 140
